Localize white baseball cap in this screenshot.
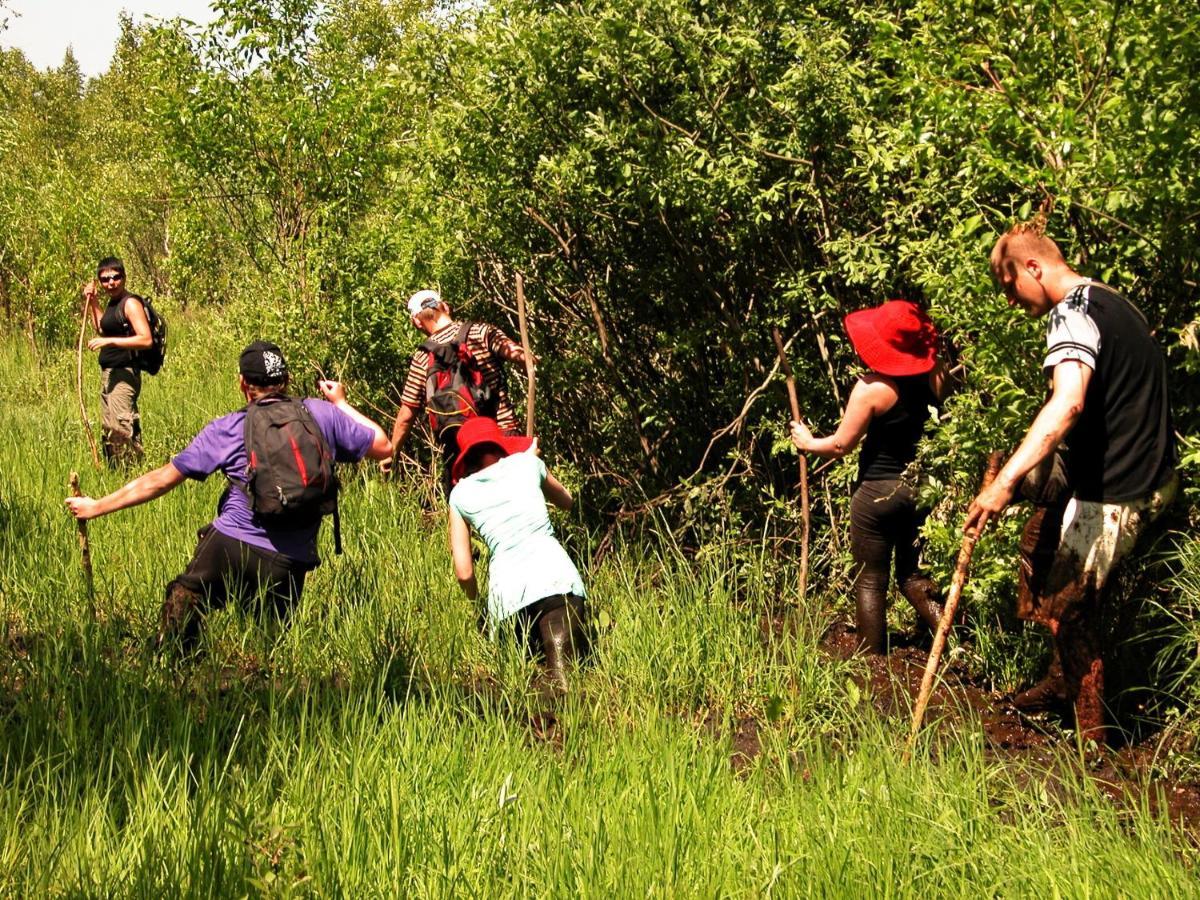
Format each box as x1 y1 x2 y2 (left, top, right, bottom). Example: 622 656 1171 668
407 289 443 317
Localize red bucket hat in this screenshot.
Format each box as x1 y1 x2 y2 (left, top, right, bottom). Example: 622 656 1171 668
451 416 534 485
843 300 939 377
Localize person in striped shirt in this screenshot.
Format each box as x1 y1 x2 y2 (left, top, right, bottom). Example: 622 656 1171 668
387 289 531 493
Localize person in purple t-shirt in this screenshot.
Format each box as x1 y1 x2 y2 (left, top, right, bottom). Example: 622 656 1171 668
65 341 393 654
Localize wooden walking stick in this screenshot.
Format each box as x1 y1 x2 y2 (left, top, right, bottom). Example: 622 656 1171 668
772 327 810 602
516 272 536 437
904 450 1005 759
76 289 102 469
69 471 96 617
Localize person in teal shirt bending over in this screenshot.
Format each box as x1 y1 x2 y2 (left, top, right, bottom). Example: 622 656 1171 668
447 417 588 688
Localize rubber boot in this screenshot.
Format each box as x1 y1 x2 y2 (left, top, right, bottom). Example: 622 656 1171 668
1011 649 1068 714
157 581 206 657
900 576 944 635
538 606 580 692
853 572 888 655
1057 611 1109 746
1072 656 1108 747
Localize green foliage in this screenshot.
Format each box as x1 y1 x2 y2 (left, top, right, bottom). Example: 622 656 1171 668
1 0 1198 697
3 323 1200 893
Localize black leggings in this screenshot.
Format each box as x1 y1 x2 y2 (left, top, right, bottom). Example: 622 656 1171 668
511 594 588 657
159 525 309 651
849 479 942 653
510 594 589 689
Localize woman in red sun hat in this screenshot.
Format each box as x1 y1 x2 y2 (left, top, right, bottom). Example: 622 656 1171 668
790 300 951 654
446 416 588 689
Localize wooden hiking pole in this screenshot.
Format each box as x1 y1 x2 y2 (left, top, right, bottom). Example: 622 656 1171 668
76 289 101 468
516 272 536 437
69 471 96 617
772 327 810 602
905 450 1005 759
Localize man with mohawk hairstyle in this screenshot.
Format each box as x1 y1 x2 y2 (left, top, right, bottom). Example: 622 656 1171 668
964 220 1178 746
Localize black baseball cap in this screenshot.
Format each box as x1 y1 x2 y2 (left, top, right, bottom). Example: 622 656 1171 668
239 341 289 384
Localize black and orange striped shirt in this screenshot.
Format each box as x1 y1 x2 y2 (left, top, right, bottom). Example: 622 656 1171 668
400 321 520 433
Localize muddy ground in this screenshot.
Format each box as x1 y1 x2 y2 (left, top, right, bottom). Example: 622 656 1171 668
799 620 1200 835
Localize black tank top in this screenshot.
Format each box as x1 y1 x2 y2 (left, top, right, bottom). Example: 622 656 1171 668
98 295 136 369
857 375 939 482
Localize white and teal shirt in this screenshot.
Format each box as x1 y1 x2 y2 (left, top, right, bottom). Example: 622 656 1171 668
448 450 586 623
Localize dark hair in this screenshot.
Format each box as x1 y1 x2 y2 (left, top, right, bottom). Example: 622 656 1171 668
243 371 289 388
97 256 125 277
243 377 289 397
461 441 505 477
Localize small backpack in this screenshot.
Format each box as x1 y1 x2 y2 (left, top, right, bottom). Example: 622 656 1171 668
421 323 498 445
242 396 342 551
117 294 168 375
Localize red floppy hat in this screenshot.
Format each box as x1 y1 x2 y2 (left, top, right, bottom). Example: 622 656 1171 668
843 300 939 377
451 416 534 485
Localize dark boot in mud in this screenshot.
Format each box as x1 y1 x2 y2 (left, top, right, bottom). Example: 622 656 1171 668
156 580 206 659
900 576 945 636
1012 650 1068 714
1057 609 1109 745
853 573 888 655
538 605 582 692
1070 656 1108 747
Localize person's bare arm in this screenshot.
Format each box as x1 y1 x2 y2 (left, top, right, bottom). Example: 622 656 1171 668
64 463 186 520
448 507 478 602
542 472 574 511
381 404 418 473
929 359 957 403
488 325 535 365
317 380 393 460
390 404 417 450
87 296 152 352
790 377 895 459
963 359 1091 533
81 281 102 331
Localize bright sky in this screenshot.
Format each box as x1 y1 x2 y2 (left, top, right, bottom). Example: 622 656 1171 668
0 1 218 77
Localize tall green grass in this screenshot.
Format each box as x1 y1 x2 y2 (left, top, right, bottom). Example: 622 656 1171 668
1 313 1196 895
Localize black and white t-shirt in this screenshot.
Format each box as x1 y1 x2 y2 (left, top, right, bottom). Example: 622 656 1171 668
1043 283 1175 502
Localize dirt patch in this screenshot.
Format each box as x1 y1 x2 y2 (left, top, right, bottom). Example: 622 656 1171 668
819 620 1200 833
527 710 564 751
729 716 762 773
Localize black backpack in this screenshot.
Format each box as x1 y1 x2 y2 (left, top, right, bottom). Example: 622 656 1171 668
242 396 342 551
421 323 498 446
116 293 168 375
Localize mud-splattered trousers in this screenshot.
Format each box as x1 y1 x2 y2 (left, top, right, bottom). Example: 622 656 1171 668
849 479 943 653
1018 455 1178 744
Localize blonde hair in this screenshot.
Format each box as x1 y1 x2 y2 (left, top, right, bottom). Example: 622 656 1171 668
989 214 1064 280
414 305 445 326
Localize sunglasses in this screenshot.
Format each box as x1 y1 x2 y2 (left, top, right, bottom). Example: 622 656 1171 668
99 273 124 283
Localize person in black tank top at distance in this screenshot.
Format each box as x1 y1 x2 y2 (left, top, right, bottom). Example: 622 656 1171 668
790 300 950 654
82 256 153 465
